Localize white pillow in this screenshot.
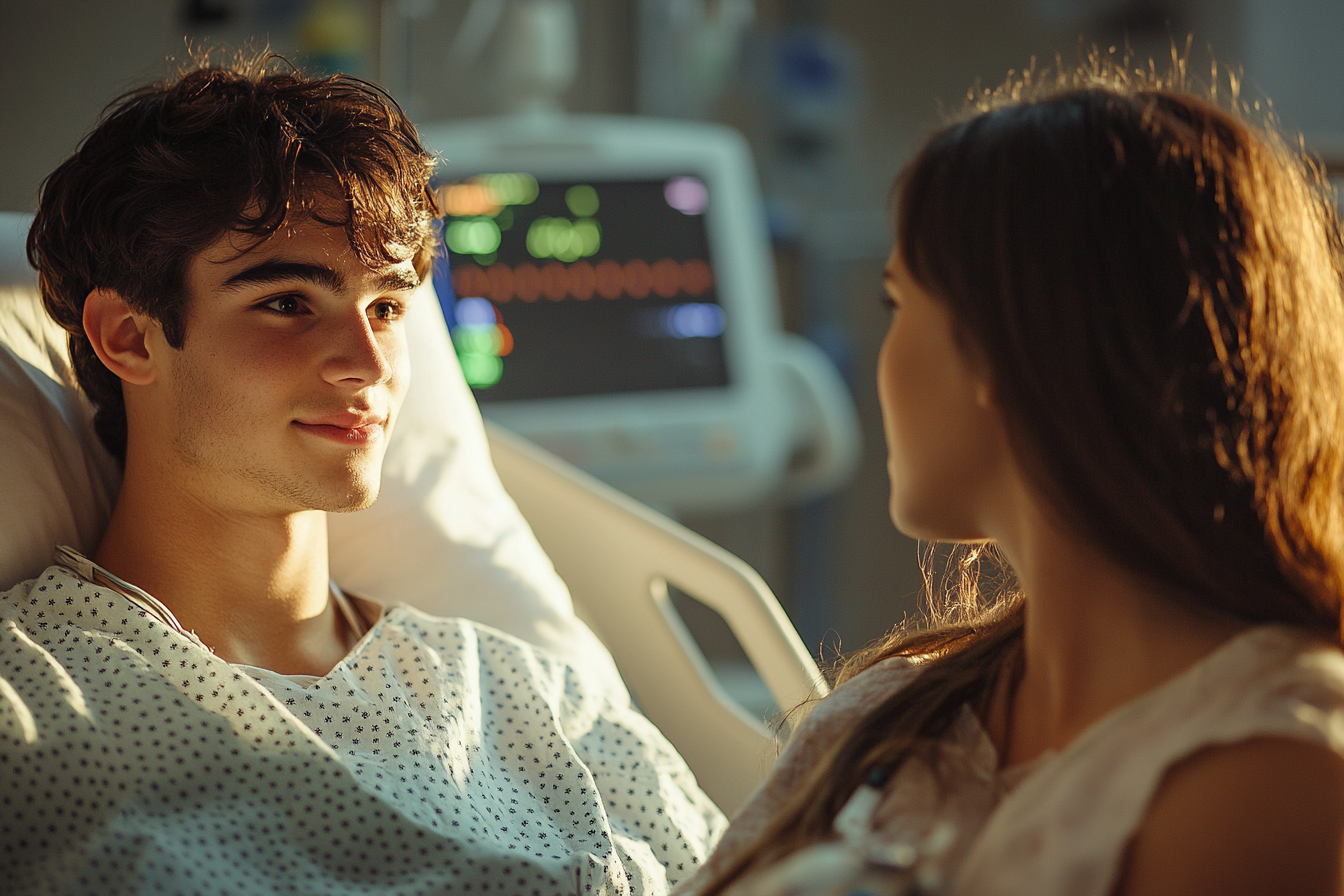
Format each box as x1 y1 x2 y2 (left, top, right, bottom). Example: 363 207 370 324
0 220 618 685
0 284 121 582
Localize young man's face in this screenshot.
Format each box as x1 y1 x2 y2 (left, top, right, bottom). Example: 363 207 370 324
145 213 421 517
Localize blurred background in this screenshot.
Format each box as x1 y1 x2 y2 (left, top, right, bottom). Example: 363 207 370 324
3 0 1341 709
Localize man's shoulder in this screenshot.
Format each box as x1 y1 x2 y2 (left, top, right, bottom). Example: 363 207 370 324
0 564 160 666
0 570 109 743
3 563 98 617
0 567 53 625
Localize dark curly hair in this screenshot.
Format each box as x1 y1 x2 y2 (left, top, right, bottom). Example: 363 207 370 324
27 52 440 463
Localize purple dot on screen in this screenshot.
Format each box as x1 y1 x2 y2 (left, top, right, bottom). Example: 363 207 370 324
664 177 709 216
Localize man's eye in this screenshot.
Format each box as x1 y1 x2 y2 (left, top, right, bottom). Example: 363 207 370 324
263 295 304 315
372 299 404 321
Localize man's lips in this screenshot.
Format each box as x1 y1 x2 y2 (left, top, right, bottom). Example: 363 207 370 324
293 414 387 445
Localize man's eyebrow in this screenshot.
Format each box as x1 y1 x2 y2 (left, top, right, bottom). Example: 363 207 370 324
220 261 420 294
222 261 346 293
376 269 421 292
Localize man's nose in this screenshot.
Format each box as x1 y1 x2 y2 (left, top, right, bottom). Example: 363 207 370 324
321 311 394 387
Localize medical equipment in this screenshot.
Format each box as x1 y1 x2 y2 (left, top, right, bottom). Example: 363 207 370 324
636 0 756 118
0 211 826 814
420 113 860 514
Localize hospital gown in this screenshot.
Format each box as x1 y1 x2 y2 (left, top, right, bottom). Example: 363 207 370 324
0 565 727 895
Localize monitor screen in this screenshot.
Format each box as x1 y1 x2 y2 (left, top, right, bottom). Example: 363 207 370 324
440 175 730 403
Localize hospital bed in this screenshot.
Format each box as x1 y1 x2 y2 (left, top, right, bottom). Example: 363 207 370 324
0 212 827 816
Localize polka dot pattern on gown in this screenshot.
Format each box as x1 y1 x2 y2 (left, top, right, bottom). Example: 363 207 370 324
0 566 726 895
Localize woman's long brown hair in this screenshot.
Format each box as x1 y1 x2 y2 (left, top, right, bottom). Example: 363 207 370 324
700 54 1344 895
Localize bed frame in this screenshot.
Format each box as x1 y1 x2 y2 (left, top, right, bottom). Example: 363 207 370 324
489 424 827 812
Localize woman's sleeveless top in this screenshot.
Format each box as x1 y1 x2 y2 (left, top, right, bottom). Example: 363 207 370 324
674 625 1344 896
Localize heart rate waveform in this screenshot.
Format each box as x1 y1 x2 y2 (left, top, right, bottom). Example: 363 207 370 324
451 258 714 304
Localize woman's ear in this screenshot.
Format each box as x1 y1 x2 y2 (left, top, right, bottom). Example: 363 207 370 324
82 288 160 386
960 339 998 412
975 376 997 411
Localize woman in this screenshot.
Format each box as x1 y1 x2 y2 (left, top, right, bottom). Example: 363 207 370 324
679 61 1344 896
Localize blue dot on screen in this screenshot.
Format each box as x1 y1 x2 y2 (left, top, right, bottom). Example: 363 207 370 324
454 296 496 327
665 303 724 338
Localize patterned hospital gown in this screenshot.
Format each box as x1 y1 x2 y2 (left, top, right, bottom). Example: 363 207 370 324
0 565 727 895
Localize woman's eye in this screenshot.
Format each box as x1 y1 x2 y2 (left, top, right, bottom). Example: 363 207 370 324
263 295 303 315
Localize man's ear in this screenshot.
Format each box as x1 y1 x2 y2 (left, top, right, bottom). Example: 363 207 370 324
82 288 160 386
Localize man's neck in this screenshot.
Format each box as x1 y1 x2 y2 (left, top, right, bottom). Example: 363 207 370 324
94 456 350 676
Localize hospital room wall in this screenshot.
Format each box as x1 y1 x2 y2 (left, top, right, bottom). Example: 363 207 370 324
1 1 1338 670
0 0 637 214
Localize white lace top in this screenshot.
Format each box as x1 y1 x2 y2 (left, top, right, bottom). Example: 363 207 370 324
676 625 1344 896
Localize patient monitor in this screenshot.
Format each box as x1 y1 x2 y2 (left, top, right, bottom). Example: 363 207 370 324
418 114 859 514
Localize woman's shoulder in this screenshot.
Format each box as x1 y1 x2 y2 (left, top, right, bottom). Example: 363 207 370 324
750 657 923 816
669 656 924 896
1115 735 1344 896
1181 625 1344 742
955 625 1344 896
792 655 923 738
1114 628 1344 895
1065 624 1344 769
752 655 922 777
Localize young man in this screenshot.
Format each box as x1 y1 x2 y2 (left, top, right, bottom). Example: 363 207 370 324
1 57 722 894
